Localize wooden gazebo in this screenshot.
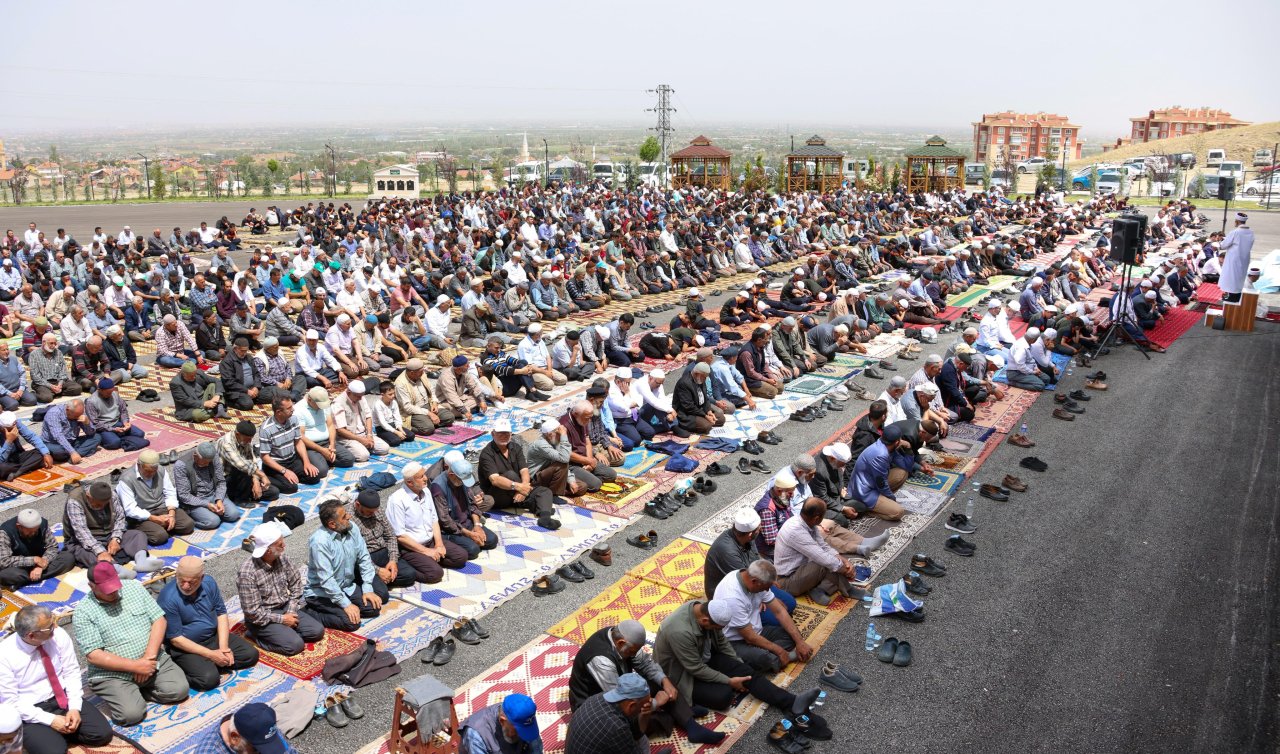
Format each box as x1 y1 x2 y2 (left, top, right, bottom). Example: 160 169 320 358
786 135 843 193
671 135 732 191
905 135 965 193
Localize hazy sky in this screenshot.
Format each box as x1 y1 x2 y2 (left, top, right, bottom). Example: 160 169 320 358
6 0 1275 139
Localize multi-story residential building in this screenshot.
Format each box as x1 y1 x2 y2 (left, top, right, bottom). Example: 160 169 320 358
973 111 1083 165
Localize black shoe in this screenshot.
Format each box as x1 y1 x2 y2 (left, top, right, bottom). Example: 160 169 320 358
864 367 885 380
767 722 807 754
340 697 365 720
537 515 562 530
911 553 947 577
707 461 732 476
893 640 913 667
528 390 552 401
737 457 753 474
945 535 976 557
674 488 698 507
531 575 566 596
904 571 932 596
1020 456 1048 472
757 431 781 446
790 411 815 423
466 618 490 639
324 703 350 728
742 439 765 455
878 359 897 371
749 459 769 473
626 530 659 549
791 712 833 741
570 561 595 580
1063 401 1085 414
821 398 844 412
556 565 585 583
432 637 457 665
891 606 926 623
1069 389 1091 401
451 620 483 645
979 484 1009 502
875 637 900 664
645 501 670 519
945 513 976 534
419 636 443 664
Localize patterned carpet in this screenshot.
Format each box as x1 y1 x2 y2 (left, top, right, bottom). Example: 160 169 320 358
576 477 656 520
0 463 83 495
74 415 218 480
625 537 710 599
548 575 695 643
1145 305 1203 348
230 622 368 680
970 387 1040 433
782 373 844 396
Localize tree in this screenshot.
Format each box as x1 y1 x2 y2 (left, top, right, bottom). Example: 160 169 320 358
639 136 660 163
890 163 902 192
624 159 639 192
741 155 771 193
1089 166 1099 197
150 162 167 200
48 145 59 163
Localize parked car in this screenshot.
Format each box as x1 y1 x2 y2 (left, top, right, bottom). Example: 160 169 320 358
1242 176 1280 196
506 161 544 186
1172 152 1196 169
1016 157 1048 174
1218 161 1245 180
1193 174 1222 199
1253 149 1273 167
1095 173 1123 195
964 164 987 185
592 161 627 185
1206 149 1226 167
990 169 1012 188
637 162 670 187
1038 168 1069 190
842 158 870 181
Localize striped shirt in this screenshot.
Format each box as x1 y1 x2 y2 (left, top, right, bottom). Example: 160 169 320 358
259 415 301 462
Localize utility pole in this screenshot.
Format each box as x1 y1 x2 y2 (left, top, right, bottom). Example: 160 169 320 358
646 84 676 187
324 143 337 197
137 153 151 199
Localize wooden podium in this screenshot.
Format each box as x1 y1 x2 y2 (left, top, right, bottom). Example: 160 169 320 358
1206 292 1258 332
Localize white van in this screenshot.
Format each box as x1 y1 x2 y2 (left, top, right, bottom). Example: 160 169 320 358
506 161 543 186
1206 149 1226 168
1253 149 1274 167
638 162 670 187
1218 161 1245 180
592 162 626 186
842 158 869 181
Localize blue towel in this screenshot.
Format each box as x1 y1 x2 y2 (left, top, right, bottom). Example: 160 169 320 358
645 440 691 456
695 437 740 452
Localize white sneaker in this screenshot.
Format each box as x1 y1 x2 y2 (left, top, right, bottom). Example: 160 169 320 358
134 552 165 572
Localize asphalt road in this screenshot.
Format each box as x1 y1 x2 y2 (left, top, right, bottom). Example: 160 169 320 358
0 200 308 242
8 208 1274 753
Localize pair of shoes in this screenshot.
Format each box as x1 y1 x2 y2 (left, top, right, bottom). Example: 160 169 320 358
420 636 457 665
767 720 808 753
324 693 366 727
1086 378 1108 390
451 618 488 645
1053 393 1069 404
706 461 732 476
742 439 766 455
896 347 918 361
589 544 612 567
911 553 947 577
979 484 1009 502
1002 474 1028 492
891 606 926 623
531 575 566 597
1052 407 1075 421
557 560 595 582
904 570 932 596
627 529 660 549
1060 398 1085 414
159 450 178 466
756 430 782 445
945 534 977 556
645 499 672 519
945 512 976 534
863 366 885 380
878 359 897 371
1007 433 1034 448
819 662 862 692
1020 456 1048 472
692 476 717 495
821 397 844 412
674 487 698 506
876 637 913 667
790 410 815 423
1069 389 1091 402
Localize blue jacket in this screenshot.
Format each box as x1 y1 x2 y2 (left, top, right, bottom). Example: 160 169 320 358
937 360 968 410
849 440 893 507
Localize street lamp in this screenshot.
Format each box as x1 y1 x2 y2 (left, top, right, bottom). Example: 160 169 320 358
137 153 151 199
542 139 549 188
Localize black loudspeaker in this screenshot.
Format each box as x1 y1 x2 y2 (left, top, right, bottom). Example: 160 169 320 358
1218 176 1236 200
1110 216 1141 265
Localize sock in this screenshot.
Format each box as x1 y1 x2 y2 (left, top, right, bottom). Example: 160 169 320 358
856 531 891 556
684 720 726 745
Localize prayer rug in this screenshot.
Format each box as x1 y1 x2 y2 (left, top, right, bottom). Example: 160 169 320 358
783 374 843 396
387 437 449 464
428 423 485 445
895 485 950 517
1195 283 1223 304
548 575 691 643
947 286 995 308
684 480 769 545
945 422 995 442
576 476 656 520
1009 318 1030 339
625 537 710 599
832 353 882 368
0 463 83 495
708 392 823 441
809 361 862 381
395 505 623 619
991 351 1072 390
845 506 953 587
1146 306 1202 348
906 468 965 495
985 274 1020 290
526 389 591 421
68 738 143 754
360 597 454 663
113 370 170 401
143 405 272 436
115 666 301 754
230 622 367 680
74 415 218 480
617 447 667 477
903 306 967 330
971 387 1039 433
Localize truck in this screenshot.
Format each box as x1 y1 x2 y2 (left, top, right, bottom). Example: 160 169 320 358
842 158 870 182
591 161 627 186
1206 149 1226 168
506 161 544 186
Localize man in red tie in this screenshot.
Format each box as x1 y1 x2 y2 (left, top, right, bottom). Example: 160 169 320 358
0 604 115 753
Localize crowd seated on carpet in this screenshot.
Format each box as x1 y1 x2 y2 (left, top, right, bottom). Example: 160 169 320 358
0 181 1211 742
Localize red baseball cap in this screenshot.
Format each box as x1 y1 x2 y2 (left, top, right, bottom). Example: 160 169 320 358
88 561 123 594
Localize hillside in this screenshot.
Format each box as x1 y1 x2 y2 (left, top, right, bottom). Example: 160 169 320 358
1069 121 1280 171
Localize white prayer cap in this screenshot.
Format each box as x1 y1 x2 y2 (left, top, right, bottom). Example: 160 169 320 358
915 381 939 396
493 418 513 433
774 467 798 489
1083 250 1094 259
540 419 560 435
336 313 351 324
403 462 424 479
817 292 827 302
1044 328 1059 339
1236 212 1248 222
1030 277 1044 286
1144 291 1156 300
314 287 326 296
249 522 283 558
1008 300 1021 312
695 334 705 346
16 509 41 528
822 442 852 463
0 411 16 429
436 294 451 305
528 323 542 333
614 367 634 380
1027 327 1042 338
540 270 551 279
987 354 1005 369
925 354 943 365
834 324 848 334
733 508 762 532
348 380 366 395
793 268 804 275
594 325 609 337
305 328 320 339
987 298 1004 309
650 368 667 380
688 287 700 297
1140 279 1153 288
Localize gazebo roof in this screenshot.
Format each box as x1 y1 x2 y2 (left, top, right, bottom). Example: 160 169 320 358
671 135 732 160
906 136 965 159
789 135 843 158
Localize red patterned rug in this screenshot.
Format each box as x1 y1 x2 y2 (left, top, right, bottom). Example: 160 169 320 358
74 415 218 480
230 622 367 680
971 387 1040 433
904 305 967 330
1146 306 1202 349
1 463 83 495
1195 283 1223 304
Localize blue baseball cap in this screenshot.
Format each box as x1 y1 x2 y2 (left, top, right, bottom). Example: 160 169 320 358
233 703 287 754
603 672 650 703
447 456 477 488
501 693 540 743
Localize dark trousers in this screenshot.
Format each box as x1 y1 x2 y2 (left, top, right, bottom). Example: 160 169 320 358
302 367 341 388
0 548 76 588
129 508 196 545
98 423 150 451
614 416 655 450
264 453 326 494
303 583 386 631
21 697 115 754
247 611 326 656
227 386 283 411
605 346 633 367
443 527 498 560
376 427 409 447
730 624 796 673
167 633 260 691
226 466 281 505
48 434 100 463
639 404 677 434
370 547 419 588
533 464 571 497
399 542 468 585
690 652 795 712
68 529 149 568
0 445 46 481
496 372 537 398
487 475 556 517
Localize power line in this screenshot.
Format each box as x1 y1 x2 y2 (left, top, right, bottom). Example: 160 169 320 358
646 84 676 181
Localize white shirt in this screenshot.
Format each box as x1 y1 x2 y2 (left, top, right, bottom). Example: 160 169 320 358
711 570 771 642
977 313 1004 350
734 241 755 268
295 342 340 377
292 252 314 276
385 486 438 545
60 315 93 347
0 627 85 724
516 336 550 368
503 260 528 287
425 306 452 338
372 398 401 433
23 229 41 247
116 467 179 520
198 227 218 244
325 324 356 357
877 390 907 424
1008 338 1037 375
606 381 643 419
336 289 364 315
635 377 673 414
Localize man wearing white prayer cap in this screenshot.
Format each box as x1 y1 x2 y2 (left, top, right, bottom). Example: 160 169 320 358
700 505 800 625
0 508 76 588
524 417 584 498
1218 212 1254 299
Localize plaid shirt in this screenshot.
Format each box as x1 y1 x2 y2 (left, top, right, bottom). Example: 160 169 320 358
349 502 399 555
155 321 196 358
563 693 641 753
0 521 59 569
73 580 165 681
236 553 303 626
261 352 294 386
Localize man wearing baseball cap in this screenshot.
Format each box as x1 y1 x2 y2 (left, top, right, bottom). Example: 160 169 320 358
563 672 651 754
237 523 324 656
460 693 542 754
196 702 296 754
429 451 498 560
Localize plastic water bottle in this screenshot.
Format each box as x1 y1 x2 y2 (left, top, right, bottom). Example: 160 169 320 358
966 496 975 521
865 622 878 651
1020 421 1029 437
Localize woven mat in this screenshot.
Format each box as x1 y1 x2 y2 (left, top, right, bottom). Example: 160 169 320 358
625 537 709 599
903 305 967 329
74 415 218 481
906 468 966 496
945 423 995 442
1146 306 1202 348
947 286 995 309
231 622 366 680
387 437 449 463
707 392 823 440
809 361 861 381
683 479 769 545
970 387 1039 433
143 404 272 435
0 463 83 495
114 370 171 401
549 575 694 643
69 739 143 754
1195 283 1223 304
576 476 657 519
429 423 486 445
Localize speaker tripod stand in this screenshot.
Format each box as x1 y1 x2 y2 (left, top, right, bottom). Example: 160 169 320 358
1091 260 1151 361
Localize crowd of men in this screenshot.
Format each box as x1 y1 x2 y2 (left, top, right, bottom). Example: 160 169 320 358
0 178 1215 752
